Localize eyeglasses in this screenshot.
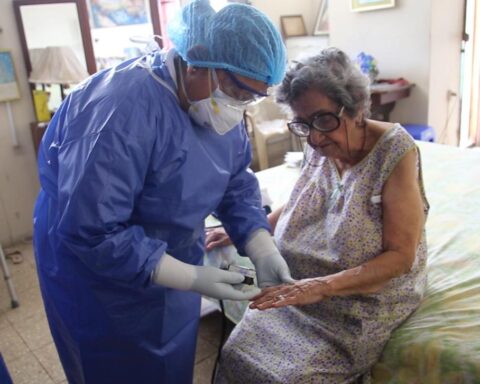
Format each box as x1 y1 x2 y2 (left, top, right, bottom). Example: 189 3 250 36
209 70 248 110
222 70 271 105
287 106 345 137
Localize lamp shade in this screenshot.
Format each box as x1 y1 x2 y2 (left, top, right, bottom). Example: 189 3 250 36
28 46 89 84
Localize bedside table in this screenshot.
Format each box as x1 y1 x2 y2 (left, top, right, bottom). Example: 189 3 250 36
30 121 49 157
370 83 414 122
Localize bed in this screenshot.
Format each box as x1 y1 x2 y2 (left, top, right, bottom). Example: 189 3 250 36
206 140 480 382
371 141 480 382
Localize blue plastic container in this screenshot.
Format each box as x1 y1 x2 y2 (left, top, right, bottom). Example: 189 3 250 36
403 124 435 142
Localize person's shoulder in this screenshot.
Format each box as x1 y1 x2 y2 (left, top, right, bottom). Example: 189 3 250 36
58 57 180 143
366 121 393 144
388 123 416 150
363 121 416 177
76 56 173 106
368 121 415 151
369 120 395 132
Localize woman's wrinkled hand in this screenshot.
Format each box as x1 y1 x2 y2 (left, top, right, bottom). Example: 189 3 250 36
205 227 233 251
249 277 332 310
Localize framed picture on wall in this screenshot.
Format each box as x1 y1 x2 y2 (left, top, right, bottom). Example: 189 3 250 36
280 15 307 38
313 0 329 35
0 51 20 102
351 0 395 12
88 0 149 28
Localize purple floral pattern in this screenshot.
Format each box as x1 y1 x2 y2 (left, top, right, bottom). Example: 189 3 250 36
216 125 429 384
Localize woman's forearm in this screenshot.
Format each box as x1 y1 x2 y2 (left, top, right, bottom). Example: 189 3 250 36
320 250 414 296
250 249 416 310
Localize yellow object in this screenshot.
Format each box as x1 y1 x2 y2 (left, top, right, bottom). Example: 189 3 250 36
32 90 50 122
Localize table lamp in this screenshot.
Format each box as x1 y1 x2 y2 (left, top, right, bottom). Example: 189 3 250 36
28 46 89 100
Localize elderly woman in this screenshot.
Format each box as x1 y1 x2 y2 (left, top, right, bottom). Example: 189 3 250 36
210 47 429 383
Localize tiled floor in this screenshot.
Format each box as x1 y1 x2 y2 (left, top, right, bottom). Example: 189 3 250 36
0 241 228 384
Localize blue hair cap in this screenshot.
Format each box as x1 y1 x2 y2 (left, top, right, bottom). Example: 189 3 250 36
167 0 286 86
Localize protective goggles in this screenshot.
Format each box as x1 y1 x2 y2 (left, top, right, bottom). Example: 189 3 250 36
288 106 345 137
220 70 271 105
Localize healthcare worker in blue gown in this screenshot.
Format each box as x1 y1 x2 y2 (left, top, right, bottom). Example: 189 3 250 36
32 1 293 383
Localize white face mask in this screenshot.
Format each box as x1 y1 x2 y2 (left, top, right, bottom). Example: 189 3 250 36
188 89 245 135
178 65 246 135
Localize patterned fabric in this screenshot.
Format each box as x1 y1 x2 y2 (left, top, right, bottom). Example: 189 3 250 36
371 142 480 383
215 124 429 384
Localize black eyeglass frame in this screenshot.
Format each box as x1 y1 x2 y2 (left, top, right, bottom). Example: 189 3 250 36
287 106 345 137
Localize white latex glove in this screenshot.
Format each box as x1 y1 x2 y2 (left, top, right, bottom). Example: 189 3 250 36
152 253 260 300
245 229 294 288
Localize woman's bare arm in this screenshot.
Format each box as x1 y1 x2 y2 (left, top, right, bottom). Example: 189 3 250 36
251 149 426 309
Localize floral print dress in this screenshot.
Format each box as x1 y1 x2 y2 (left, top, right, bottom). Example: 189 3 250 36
216 125 429 384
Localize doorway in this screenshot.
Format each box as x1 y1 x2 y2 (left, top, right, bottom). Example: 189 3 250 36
460 0 480 147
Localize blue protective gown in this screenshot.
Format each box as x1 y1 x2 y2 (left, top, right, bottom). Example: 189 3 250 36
33 51 270 384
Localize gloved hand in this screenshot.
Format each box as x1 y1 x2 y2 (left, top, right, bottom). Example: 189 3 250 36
245 229 294 288
152 253 260 300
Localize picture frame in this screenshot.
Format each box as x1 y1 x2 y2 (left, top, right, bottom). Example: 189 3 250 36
280 15 307 39
350 0 395 12
313 0 329 35
88 0 149 28
0 50 21 102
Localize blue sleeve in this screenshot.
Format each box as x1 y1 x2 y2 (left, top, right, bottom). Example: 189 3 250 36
214 125 270 255
55 99 166 289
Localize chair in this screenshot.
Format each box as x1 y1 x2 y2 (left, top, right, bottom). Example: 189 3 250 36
245 98 292 170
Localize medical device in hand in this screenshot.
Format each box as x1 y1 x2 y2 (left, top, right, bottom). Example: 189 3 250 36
223 265 256 285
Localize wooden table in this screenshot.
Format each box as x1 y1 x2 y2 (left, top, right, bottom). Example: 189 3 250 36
370 83 414 122
30 121 49 157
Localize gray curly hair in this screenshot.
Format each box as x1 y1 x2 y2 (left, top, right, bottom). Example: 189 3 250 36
276 47 371 119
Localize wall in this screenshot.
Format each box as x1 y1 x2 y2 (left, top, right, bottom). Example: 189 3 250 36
257 0 463 145
0 0 466 244
0 2 39 246
21 3 87 68
428 0 463 145
329 0 432 128
252 0 319 36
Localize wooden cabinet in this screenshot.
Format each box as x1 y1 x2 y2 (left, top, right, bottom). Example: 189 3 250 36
30 122 49 157
370 83 414 122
